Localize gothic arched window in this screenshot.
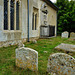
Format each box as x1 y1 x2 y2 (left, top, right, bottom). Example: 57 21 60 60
35 14 37 30
16 1 19 30
32 7 38 30
10 0 14 30
32 12 34 30
4 0 20 31
4 0 8 30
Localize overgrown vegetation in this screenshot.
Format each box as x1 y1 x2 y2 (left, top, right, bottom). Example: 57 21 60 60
55 0 75 35
0 37 75 75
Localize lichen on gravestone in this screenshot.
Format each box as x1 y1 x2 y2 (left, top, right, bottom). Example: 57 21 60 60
15 47 38 71
47 53 75 75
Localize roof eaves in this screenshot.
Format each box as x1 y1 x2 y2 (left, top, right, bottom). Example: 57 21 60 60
43 0 59 11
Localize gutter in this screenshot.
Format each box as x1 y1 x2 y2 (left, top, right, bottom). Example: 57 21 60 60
27 0 29 42
56 11 58 36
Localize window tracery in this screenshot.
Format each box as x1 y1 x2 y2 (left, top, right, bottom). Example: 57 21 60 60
4 0 21 31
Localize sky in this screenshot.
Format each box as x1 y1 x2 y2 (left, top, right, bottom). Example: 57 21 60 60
50 0 57 3
50 0 71 3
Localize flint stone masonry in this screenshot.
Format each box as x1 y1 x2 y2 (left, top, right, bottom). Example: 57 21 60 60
0 37 38 48
70 32 75 40
55 43 75 53
0 39 26 48
61 31 69 38
16 47 38 71
47 53 75 75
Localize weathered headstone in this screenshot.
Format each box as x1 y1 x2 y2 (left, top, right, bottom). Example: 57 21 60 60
16 47 38 71
47 53 75 75
61 31 69 38
70 32 75 39
55 43 75 53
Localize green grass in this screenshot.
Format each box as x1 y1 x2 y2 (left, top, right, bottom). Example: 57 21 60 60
0 36 75 75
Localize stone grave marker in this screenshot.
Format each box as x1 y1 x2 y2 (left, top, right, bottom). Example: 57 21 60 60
55 43 75 53
16 47 38 71
70 32 75 39
61 31 69 38
47 53 75 75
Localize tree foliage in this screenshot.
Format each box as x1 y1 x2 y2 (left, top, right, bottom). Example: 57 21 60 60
55 0 75 35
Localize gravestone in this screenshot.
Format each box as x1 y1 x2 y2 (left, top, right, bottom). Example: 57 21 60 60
47 53 75 75
16 47 38 71
61 31 69 38
70 32 75 39
55 43 75 53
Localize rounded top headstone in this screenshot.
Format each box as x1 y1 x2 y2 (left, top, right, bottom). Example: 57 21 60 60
47 53 75 75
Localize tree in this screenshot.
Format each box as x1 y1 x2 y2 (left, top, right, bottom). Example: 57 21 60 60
55 0 75 35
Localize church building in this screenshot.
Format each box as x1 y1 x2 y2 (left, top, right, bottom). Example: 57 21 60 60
0 0 58 47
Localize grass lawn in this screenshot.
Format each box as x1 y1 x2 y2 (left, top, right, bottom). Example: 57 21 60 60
0 36 75 75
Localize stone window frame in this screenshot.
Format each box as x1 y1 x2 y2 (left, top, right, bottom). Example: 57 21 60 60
3 0 21 32
32 7 38 30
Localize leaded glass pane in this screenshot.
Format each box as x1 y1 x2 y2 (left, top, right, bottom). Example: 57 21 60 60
4 0 8 30
16 1 19 30
35 14 37 30
32 13 34 30
10 0 14 30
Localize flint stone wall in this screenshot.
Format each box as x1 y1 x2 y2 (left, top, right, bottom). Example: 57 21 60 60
0 39 26 48
61 31 69 38
16 47 38 71
0 37 39 48
47 53 75 75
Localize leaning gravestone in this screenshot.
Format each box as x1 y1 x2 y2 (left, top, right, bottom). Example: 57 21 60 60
47 53 75 75
70 32 75 40
16 47 38 71
61 31 69 38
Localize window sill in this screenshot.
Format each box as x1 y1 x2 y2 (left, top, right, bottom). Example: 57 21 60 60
3 30 22 33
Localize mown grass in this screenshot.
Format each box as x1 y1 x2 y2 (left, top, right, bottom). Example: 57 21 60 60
0 36 75 75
